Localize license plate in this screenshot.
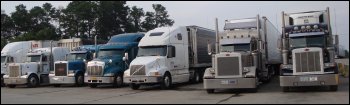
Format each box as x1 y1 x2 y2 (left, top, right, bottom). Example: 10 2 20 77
300 76 318 82
221 80 237 85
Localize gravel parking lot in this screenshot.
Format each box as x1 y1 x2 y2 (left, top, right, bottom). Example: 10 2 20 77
1 75 349 104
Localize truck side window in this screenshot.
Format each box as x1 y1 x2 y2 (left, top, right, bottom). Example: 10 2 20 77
8 57 14 63
167 46 176 58
177 33 182 40
42 56 47 62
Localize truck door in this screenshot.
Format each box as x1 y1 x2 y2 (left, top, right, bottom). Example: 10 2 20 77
41 55 50 74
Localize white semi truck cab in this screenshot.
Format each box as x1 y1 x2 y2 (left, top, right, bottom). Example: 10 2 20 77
124 26 215 90
4 46 69 88
279 7 339 91
203 16 281 93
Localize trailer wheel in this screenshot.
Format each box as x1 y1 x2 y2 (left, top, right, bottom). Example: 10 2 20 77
7 85 16 88
160 73 172 89
89 84 98 88
75 74 84 87
206 89 214 94
282 87 290 92
53 84 61 87
130 83 140 90
113 74 123 88
330 85 338 91
27 75 39 88
191 71 200 83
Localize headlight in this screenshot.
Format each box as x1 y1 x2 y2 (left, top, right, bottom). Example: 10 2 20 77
149 71 160 76
104 73 114 76
84 73 88 76
306 25 311 29
209 69 215 74
313 25 318 29
324 63 336 68
243 68 250 73
68 70 75 74
50 71 54 74
301 26 306 30
281 64 293 69
124 71 130 77
294 26 299 31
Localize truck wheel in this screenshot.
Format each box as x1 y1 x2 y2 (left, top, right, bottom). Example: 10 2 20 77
160 73 172 89
53 84 61 87
206 89 214 94
75 74 84 87
330 85 338 91
113 74 123 88
130 83 140 90
27 75 39 88
282 87 290 92
250 88 258 93
89 84 98 88
7 85 16 88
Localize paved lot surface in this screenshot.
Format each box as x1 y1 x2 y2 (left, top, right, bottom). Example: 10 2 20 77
2 59 349 104
1 75 349 104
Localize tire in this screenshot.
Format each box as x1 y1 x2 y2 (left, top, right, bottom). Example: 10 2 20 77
160 73 172 90
130 83 140 90
330 85 338 91
251 88 258 93
75 74 84 87
191 71 200 83
113 74 123 88
27 75 39 88
53 84 61 87
206 89 214 94
7 85 16 88
282 87 289 92
89 84 98 88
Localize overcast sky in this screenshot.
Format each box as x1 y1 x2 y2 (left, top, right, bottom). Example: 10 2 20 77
1 1 349 50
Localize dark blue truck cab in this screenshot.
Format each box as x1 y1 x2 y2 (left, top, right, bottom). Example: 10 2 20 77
84 33 144 88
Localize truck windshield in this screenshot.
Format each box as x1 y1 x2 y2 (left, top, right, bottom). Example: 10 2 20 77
290 35 324 49
97 49 124 58
137 46 167 57
221 44 250 52
1 56 6 63
68 53 86 61
27 55 41 62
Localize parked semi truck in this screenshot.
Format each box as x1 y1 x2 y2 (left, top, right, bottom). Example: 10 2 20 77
1 40 58 87
124 26 215 90
279 7 339 91
4 43 69 88
203 16 282 93
85 33 144 88
49 45 96 87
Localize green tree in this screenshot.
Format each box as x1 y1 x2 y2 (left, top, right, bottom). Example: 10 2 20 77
96 1 129 40
11 4 31 36
1 11 15 39
141 4 174 31
127 6 145 32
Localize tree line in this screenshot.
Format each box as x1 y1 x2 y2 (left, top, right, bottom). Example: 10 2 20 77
1 1 174 50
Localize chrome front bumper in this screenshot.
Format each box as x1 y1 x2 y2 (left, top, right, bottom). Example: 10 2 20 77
279 74 339 87
49 76 76 84
203 77 256 89
85 76 114 84
4 77 27 85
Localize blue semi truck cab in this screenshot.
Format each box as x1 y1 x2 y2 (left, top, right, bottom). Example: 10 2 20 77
49 45 99 87
84 33 144 88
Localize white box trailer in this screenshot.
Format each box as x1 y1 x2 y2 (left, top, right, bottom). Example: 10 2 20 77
124 26 216 89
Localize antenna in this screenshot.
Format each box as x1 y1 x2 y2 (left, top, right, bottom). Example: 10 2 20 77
334 7 338 35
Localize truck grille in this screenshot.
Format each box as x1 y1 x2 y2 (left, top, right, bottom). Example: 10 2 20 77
55 63 67 76
130 65 146 75
9 66 20 77
87 66 103 76
294 51 321 73
217 57 240 76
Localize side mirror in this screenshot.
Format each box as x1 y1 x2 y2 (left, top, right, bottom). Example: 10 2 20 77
109 59 113 64
123 53 129 61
